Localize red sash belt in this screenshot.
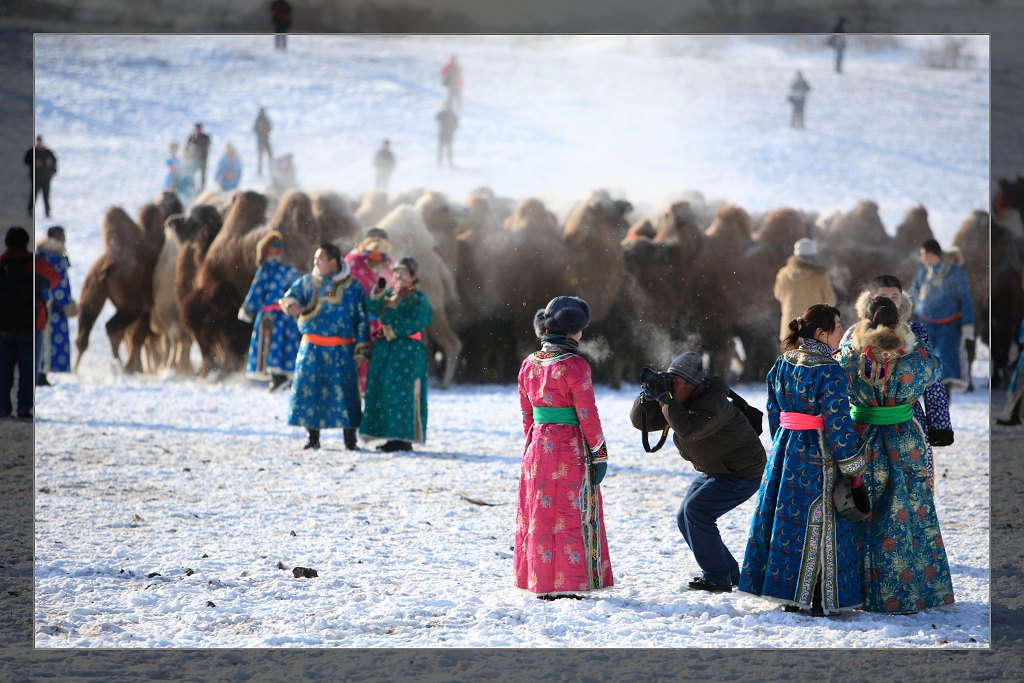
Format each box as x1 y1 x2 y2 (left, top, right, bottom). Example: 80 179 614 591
919 312 962 325
780 411 824 430
302 334 354 346
261 304 282 312
375 330 423 340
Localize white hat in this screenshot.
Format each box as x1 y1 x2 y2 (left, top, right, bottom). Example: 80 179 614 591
794 238 817 258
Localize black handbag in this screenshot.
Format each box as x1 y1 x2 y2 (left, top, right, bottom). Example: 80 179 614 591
833 477 871 521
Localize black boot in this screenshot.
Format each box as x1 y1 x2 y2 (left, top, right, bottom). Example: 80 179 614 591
344 428 359 451
377 440 413 452
37 373 51 387
303 429 320 450
269 374 289 392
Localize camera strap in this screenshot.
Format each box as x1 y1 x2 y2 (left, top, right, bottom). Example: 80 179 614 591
640 395 670 452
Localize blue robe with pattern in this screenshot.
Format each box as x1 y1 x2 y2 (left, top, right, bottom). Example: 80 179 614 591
37 243 73 373
908 261 974 388
836 321 954 614
739 338 866 613
280 271 369 430
241 258 301 380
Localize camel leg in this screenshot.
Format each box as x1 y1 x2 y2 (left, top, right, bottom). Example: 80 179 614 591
427 314 463 389
104 309 142 370
123 314 152 374
74 267 110 373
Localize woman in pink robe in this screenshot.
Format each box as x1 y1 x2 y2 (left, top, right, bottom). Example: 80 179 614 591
514 296 613 596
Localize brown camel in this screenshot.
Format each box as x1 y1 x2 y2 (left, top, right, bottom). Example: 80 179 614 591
312 190 362 256
181 191 269 376
951 210 994 387
75 204 164 373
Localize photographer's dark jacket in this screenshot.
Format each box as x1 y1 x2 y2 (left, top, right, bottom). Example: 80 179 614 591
630 375 765 479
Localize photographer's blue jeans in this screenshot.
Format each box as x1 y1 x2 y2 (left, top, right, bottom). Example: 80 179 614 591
677 473 760 587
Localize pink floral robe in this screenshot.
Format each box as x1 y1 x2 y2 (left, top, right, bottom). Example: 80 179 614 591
344 248 393 394
514 345 613 594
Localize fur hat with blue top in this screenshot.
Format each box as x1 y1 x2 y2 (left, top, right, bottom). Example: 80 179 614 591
666 351 704 385
533 295 591 337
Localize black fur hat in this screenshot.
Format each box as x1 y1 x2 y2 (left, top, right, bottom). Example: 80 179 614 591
533 296 591 337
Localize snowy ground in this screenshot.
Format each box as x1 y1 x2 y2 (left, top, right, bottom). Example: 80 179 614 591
33 357 990 648
28 34 992 648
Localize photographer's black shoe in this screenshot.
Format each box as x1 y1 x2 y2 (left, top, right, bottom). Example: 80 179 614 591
687 577 733 593
997 416 1021 426
343 428 359 451
269 374 289 392
303 429 320 450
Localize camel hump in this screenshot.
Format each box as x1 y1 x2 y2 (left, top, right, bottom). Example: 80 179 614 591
102 206 143 250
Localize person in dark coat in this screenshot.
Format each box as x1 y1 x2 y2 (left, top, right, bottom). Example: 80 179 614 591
1 226 59 419
630 352 766 593
185 123 212 191
373 139 396 192
436 103 458 167
270 0 293 51
788 71 811 129
25 136 58 218
829 16 848 73
253 107 273 178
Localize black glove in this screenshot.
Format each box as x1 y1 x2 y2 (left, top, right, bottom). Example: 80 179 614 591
964 338 976 357
928 429 954 447
591 461 607 486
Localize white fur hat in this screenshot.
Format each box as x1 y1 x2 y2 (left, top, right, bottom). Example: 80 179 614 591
794 238 818 258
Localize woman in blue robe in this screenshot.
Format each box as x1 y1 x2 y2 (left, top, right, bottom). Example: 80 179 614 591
238 231 300 391
836 295 954 614
36 226 76 383
280 244 369 451
739 304 866 615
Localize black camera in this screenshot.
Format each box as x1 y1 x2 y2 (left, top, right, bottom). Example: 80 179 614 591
640 367 672 401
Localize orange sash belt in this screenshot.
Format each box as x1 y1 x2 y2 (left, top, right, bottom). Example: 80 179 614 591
261 304 282 312
780 411 824 430
302 334 355 346
375 330 423 340
919 312 962 325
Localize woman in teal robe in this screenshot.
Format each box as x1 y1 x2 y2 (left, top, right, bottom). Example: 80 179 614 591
360 257 433 452
836 295 954 614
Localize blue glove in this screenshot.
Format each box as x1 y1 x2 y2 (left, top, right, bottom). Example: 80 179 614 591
591 461 607 486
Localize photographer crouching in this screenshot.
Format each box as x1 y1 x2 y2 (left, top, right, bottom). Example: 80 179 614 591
630 352 766 593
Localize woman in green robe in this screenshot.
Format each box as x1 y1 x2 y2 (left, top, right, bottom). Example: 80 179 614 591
360 257 433 452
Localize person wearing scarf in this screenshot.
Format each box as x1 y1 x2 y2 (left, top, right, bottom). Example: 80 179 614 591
740 303 866 616
359 256 433 453
514 295 613 598
836 296 954 614
280 243 369 451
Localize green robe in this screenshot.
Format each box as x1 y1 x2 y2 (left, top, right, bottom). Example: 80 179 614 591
360 287 433 443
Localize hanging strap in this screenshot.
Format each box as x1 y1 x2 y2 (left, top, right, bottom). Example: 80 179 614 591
639 395 670 453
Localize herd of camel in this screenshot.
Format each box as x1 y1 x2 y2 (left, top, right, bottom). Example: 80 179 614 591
74 180 1015 390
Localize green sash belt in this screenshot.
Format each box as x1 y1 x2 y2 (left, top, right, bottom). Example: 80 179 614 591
850 403 914 425
532 406 579 425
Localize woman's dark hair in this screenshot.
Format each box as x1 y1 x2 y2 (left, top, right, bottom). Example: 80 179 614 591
865 295 899 329
782 303 841 351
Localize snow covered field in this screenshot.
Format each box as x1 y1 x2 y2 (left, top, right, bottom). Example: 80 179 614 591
30 34 990 648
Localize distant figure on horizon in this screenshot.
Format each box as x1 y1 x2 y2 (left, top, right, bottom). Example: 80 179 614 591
184 122 211 191
271 0 293 51
828 16 848 73
373 139 396 192
253 107 273 178
788 71 811 129
164 141 195 206
440 54 464 111
436 103 458 167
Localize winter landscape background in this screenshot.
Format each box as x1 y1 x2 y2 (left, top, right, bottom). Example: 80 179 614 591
26 34 992 648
